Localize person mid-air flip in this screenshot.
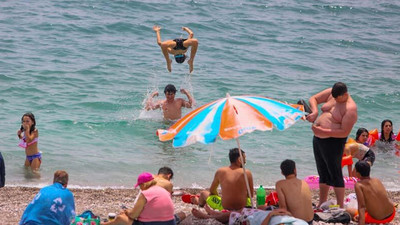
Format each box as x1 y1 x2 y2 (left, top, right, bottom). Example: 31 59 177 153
153 25 198 73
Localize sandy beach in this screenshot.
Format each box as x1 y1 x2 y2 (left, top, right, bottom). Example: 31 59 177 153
1 186 399 225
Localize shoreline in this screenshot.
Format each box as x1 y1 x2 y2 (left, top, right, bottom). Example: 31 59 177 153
1 186 400 225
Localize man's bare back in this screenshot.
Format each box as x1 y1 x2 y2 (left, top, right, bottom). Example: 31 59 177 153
356 178 394 220
216 166 253 210
276 177 314 222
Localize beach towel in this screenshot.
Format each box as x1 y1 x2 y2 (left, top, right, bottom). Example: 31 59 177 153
20 182 76 225
229 208 308 225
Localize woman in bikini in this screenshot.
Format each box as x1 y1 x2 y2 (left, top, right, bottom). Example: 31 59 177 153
17 112 41 171
153 25 198 73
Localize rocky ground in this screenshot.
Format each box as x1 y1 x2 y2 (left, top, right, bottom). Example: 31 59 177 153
1 187 399 225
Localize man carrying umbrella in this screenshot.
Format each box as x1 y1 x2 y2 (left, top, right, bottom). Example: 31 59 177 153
190 148 254 211
307 82 358 208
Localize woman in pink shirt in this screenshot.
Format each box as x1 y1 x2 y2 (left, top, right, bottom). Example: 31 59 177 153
102 172 175 225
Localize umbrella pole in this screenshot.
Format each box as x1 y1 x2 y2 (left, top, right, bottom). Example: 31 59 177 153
236 138 255 209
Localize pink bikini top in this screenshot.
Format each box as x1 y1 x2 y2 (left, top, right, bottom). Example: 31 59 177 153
18 136 38 148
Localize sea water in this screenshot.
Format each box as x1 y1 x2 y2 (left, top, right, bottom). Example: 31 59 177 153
1 0 399 190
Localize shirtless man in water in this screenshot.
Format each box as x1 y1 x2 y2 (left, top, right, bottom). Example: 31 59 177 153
307 82 357 208
275 159 314 224
192 148 254 211
346 161 396 225
145 84 194 121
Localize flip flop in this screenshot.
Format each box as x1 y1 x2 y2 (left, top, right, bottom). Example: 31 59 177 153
181 194 199 204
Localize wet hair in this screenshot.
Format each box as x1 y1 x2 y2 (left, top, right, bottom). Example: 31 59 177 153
164 84 177 94
174 54 186 64
355 161 370 177
380 119 394 142
21 112 36 134
280 159 296 176
229 148 245 163
158 166 174 180
53 170 69 186
356 128 369 142
331 82 347 98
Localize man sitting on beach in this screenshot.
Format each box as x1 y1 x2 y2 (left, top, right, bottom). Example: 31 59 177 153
145 84 194 121
275 159 314 224
20 170 75 225
191 148 254 211
346 161 396 225
154 166 186 224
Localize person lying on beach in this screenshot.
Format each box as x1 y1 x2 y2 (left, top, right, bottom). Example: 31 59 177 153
17 112 41 172
343 128 375 177
154 166 186 224
145 84 194 121
192 205 308 225
190 148 254 211
20 170 75 225
274 159 314 224
346 161 396 225
153 25 198 73
102 172 175 225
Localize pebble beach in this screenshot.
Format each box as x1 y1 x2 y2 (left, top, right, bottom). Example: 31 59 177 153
1 186 399 225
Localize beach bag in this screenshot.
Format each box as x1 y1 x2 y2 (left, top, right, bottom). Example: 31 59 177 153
71 210 101 225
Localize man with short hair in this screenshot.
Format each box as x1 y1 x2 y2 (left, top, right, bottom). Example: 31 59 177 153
154 166 186 224
145 84 194 121
20 170 75 225
346 161 396 225
275 159 314 224
154 166 174 194
307 82 358 208
192 148 254 211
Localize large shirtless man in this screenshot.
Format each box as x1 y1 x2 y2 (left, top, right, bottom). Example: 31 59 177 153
307 82 357 208
346 161 396 225
145 84 194 121
192 148 254 211
275 159 314 224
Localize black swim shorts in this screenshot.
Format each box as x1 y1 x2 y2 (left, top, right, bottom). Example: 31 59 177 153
173 38 187 50
362 149 375 166
313 136 347 187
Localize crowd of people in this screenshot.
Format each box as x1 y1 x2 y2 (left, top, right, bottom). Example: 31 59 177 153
1 26 398 225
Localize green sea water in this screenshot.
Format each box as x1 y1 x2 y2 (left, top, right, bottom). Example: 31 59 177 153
1 0 399 189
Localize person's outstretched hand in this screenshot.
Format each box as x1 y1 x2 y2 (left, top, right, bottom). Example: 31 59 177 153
153 25 161 32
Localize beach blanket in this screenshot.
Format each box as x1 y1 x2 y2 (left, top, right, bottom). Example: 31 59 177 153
229 208 308 225
20 182 75 225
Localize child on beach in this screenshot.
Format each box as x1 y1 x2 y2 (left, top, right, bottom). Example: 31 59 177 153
17 112 41 172
153 25 198 73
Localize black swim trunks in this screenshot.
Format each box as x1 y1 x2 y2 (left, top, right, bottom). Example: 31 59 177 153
362 149 375 166
313 136 347 187
173 38 187 50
